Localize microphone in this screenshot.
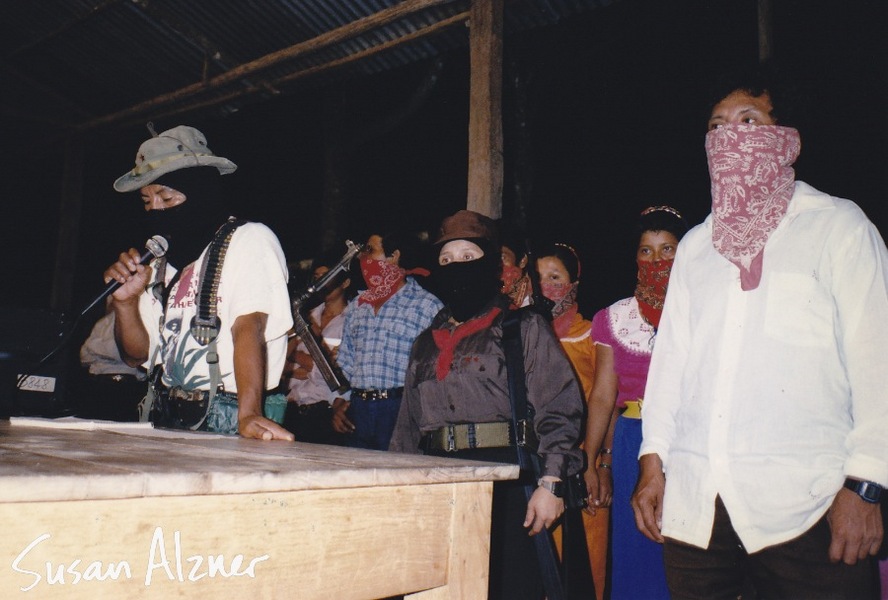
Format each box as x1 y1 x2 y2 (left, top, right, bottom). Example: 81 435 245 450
80 235 169 318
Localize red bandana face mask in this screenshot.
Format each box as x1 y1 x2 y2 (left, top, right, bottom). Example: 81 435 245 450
706 124 801 291
358 258 405 309
635 259 673 329
501 264 528 308
542 281 578 338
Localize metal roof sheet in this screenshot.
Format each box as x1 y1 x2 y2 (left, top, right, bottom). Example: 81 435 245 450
0 0 612 139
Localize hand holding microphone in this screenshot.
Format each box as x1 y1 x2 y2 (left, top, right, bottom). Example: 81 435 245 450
85 235 168 317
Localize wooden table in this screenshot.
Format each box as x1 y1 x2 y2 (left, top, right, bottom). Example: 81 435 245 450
0 419 518 599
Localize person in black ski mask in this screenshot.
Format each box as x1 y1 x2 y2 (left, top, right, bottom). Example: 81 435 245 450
102 125 294 441
390 209 586 600
432 211 504 324
140 165 232 269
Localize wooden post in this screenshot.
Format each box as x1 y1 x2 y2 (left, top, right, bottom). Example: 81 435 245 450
51 136 84 312
467 0 503 219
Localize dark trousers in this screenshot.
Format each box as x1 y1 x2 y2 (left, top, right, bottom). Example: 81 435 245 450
282 401 337 444
663 496 877 600
343 390 402 451
427 446 545 600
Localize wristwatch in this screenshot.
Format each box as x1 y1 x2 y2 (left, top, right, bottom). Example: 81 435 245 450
537 479 564 498
843 478 884 504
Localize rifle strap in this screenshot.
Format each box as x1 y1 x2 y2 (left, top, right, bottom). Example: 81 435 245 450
502 311 532 468
502 309 595 600
502 310 565 600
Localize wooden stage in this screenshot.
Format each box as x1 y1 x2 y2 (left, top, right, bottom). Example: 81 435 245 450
0 419 518 599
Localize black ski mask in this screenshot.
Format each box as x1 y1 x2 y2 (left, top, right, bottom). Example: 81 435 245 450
145 167 230 268
433 240 503 323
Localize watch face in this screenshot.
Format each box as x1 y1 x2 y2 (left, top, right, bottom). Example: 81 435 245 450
539 480 564 497
847 479 883 503
861 482 882 503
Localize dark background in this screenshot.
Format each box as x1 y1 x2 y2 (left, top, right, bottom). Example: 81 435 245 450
3 0 886 326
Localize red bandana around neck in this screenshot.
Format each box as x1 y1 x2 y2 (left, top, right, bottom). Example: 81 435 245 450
542 281 579 338
405 267 430 278
635 258 673 329
706 124 801 291
358 257 405 310
432 307 501 380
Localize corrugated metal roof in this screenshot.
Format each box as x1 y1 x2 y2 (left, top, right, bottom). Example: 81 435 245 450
0 0 612 140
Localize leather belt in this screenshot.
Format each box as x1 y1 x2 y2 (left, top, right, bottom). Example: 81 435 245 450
351 387 403 401
163 386 210 403
424 422 514 453
620 399 643 419
158 382 279 403
294 401 332 414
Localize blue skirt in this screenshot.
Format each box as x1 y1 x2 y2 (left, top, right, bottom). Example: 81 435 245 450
611 415 669 600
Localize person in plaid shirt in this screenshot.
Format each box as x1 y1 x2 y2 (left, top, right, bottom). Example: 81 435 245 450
332 231 442 450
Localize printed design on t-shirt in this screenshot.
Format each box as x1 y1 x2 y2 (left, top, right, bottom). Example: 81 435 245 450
161 315 210 389
169 263 198 310
159 262 231 389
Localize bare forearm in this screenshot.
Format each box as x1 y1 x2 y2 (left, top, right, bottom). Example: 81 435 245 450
231 313 293 441
632 452 666 542
585 397 616 458
584 347 618 460
232 313 268 419
602 405 618 454
104 248 153 366
111 297 149 367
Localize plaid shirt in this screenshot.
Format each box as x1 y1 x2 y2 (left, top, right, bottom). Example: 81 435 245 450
338 278 442 391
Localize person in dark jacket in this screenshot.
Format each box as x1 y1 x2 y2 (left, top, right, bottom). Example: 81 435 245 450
389 209 586 600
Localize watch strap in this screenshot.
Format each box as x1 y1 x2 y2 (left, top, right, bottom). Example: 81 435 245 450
843 478 883 504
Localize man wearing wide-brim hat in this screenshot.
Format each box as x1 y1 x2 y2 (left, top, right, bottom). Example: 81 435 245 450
103 125 294 440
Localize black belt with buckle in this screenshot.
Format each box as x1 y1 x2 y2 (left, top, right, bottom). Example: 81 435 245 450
351 387 403 401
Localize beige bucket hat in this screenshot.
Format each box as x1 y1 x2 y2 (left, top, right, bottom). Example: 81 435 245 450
113 125 237 192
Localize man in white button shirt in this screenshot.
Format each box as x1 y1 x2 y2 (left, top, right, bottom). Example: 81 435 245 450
632 65 887 599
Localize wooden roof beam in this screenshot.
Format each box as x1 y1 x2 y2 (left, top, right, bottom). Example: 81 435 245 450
121 12 471 128
75 0 455 132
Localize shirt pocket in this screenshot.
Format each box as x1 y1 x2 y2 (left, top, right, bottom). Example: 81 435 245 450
388 315 415 341
763 272 833 348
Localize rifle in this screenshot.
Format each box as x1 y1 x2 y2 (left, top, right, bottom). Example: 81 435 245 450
291 240 363 393
524 240 554 321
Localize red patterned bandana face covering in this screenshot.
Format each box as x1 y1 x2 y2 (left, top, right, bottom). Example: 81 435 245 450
542 281 578 338
501 264 528 308
706 124 801 291
635 259 673 329
358 257 405 310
